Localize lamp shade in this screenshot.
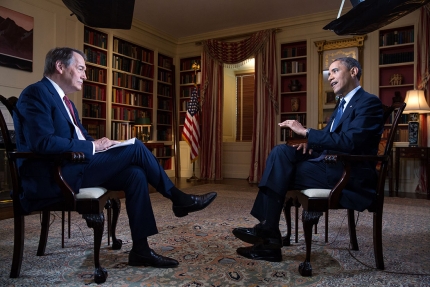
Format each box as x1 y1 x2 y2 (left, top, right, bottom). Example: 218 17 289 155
403 90 430 114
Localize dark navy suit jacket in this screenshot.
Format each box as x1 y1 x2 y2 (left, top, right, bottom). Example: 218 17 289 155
307 88 383 211
13 77 94 213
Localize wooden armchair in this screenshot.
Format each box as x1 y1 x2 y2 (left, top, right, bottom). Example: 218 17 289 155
282 101 406 276
0 95 123 284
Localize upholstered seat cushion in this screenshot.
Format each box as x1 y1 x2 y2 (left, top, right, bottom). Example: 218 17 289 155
76 187 108 199
301 189 331 198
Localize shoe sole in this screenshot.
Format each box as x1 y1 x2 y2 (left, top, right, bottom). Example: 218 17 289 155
232 229 282 249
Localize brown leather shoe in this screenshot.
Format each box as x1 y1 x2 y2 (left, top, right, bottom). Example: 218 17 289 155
172 192 217 217
128 249 179 268
237 244 282 262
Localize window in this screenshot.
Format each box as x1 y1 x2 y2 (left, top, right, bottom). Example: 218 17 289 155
236 73 254 141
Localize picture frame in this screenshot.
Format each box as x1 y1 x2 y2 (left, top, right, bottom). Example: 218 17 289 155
0 6 34 72
325 91 336 105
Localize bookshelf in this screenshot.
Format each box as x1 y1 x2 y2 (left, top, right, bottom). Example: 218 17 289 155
82 27 108 139
378 25 414 141
179 56 201 136
279 41 307 143
111 36 154 141
157 53 174 170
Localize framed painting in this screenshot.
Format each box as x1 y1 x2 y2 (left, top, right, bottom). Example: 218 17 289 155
0 6 34 72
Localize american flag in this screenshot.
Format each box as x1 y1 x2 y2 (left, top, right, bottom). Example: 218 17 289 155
182 86 200 162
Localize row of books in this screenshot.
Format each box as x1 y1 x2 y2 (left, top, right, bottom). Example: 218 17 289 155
157 127 172 141
281 61 306 74
84 30 107 49
157 113 171 125
386 113 409 125
280 128 305 141
113 38 153 63
180 74 199 85
180 86 197 97
152 146 172 157
83 123 105 139
158 70 172 83
112 55 153 78
280 113 307 124
83 84 106 101
112 72 153 92
111 107 140 121
86 67 107 83
158 56 172 69
379 51 414 65
158 158 172 169
158 98 171 111
83 103 104 118
281 46 306 58
112 88 152 107
157 83 171 97
84 48 107 66
181 100 190 112
180 59 201 71
111 122 131 140
379 29 414 47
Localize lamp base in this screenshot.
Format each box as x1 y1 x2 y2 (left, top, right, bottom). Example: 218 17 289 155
408 120 419 147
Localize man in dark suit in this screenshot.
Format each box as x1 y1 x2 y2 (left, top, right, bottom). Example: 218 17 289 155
13 47 217 268
233 57 384 262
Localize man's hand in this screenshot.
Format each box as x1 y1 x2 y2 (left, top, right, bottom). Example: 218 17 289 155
93 137 121 152
278 120 312 154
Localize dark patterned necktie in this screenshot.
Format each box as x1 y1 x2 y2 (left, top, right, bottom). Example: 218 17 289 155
64 95 83 136
331 98 345 132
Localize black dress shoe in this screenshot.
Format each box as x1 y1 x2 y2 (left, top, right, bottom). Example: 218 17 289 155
128 249 179 268
232 223 282 249
172 192 217 217
237 244 282 262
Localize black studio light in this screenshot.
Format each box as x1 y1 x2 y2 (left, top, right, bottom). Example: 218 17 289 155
62 0 135 29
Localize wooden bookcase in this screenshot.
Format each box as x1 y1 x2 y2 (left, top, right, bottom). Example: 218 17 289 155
82 27 108 139
378 25 414 142
279 41 307 143
156 53 174 170
82 27 175 173
111 36 154 141
179 56 201 136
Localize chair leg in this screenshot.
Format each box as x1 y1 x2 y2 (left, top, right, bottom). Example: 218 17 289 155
347 209 359 250
68 211 71 239
110 197 123 250
373 211 385 270
37 211 50 256
295 203 299 243
61 210 65 248
325 211 329 243
282 198 293 246
10 215 24 278
83 212 108 284
105 200 112 246
299 210 322 277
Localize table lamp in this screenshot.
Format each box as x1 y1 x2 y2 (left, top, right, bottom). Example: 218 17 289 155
403 89 430 147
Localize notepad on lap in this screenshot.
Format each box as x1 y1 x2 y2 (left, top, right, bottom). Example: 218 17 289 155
95 138 136 153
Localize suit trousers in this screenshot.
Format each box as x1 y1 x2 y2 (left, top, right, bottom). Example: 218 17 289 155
251 144 331 223
79 140 174 241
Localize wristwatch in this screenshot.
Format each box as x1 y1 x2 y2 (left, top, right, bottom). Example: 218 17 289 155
305 128 310 138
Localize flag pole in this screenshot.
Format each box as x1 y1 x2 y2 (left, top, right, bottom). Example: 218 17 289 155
187 61 200 182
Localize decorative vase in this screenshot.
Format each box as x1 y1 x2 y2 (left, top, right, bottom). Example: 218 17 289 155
291 97 299 112
288 79 302 92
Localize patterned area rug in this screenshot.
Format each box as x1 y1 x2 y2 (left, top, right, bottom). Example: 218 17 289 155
0 183 429 286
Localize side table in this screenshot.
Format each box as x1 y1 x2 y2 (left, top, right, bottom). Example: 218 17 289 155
392 146 430 199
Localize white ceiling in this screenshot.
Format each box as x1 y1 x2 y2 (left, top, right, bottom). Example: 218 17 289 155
132 0 352 39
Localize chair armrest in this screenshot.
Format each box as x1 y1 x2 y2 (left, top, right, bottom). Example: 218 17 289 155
323 154 389 208
8 151 86 207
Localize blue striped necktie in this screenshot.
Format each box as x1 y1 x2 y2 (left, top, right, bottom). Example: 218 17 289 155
331 98 345 132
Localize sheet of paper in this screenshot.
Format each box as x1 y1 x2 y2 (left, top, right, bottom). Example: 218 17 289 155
95 138 136 153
